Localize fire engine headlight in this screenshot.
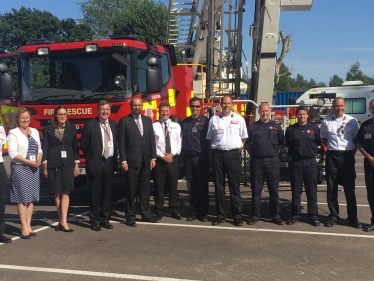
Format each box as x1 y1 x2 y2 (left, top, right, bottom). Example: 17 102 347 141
85 44 98 52
37 48 49 55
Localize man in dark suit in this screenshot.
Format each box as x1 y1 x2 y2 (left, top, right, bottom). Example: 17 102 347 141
119 97 157 227
81 100 118 231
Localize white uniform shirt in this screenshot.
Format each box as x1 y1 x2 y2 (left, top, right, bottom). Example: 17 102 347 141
320 113 359 151
0 125 6 163
99 118 114 157
153 119 182 158
206 113 248 150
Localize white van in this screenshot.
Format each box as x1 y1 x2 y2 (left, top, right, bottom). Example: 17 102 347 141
296 81 374 123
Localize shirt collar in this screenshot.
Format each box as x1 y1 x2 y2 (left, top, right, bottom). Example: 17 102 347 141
99 117 108 124
132 113 141 120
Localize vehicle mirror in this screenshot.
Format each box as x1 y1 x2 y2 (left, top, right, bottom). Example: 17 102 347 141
0 61 12 98
146 68 162 93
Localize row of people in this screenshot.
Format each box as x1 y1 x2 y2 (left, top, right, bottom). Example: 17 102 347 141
1 95 374 244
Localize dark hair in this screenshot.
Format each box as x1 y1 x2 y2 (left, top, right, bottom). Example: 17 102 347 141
50 105 70 128
15 107 31 125
97 100 112 110
159 101 170 109
296 106 309 115
189 97 202 106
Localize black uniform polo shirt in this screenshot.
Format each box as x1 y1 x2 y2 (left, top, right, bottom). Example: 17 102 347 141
285 122 321 159
355 118 374 157
182 114 209 156
246 120 284 159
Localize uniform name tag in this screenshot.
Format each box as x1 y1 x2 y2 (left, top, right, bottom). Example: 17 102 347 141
364 133 371 139
192 127 197 133
218 128 224 134
108 141 114 148
61 151 67 158
29 155 36 161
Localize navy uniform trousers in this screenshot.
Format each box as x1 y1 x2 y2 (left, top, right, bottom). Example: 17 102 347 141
250 156 280 219
326 150 357 223
213 150 242 219
289 158 318 220
364 159 374 224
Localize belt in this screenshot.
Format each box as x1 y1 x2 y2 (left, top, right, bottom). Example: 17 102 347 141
102 156 113 161
327 150 354 155
213 149 239 153
291 156 315 161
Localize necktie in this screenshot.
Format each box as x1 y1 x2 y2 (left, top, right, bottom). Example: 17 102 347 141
164 122 171 153
103 122 110 159
135 116 143 136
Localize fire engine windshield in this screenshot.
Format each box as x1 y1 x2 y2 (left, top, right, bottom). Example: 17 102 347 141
20 52 132 103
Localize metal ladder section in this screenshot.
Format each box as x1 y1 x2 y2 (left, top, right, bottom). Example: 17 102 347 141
166 0 201 50
166 0 246 99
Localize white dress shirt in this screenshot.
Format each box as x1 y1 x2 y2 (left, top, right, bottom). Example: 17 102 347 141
320 113 359 151
7 127 42 164
206 112 248 150
153 119 182 158
0 125 6 163
99 118 114 157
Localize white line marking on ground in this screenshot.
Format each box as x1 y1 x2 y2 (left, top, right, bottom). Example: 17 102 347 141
0 264 199 281
137 222 374 239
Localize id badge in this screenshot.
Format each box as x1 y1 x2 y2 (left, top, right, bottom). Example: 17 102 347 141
61 151 67 158
108 141 114 148
192 127 197 133
29 155 36 161
218 128 224 134
162 142 166 147
364 133 371 139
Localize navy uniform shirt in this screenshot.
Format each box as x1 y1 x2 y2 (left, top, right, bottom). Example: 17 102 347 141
285 122 321 159
355 118 374 156
182 114 209 156
246 120 284 159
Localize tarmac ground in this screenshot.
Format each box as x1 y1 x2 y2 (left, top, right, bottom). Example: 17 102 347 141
1 155 374 281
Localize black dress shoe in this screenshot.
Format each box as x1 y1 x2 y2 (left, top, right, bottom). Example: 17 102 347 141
233 218 243 226
29 232 37 237
324 218 338 227
143 216 158 223
285 218 299 225
126 220 137 227
364 223 374 232
247 217 259 225
156 215 163 222
349 221 362 229
0 235 12 243
271 218 284 225
59 224 74 232
310 219 321 227
186 213 196 221
171 213 182 220
199 216 208 222
19 233 31 239
211 218 225 226
101 222 113 229
91 225 102 231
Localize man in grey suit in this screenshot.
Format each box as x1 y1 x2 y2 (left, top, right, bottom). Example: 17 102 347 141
119 97 157 226
81 100 118 231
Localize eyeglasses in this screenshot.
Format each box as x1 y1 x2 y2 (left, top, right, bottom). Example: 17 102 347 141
57 113 67 116
190 105 201 108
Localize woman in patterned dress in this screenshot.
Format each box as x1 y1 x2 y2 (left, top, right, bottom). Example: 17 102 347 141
7 108 42 239
42 105 79 232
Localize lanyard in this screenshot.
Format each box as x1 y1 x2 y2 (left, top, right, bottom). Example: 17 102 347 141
100 121 111 140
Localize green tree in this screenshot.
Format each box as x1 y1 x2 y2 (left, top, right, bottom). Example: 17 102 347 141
79 0 168 44
329 75 343 87
346 61 374 85
0 7 93 52
274 63 292 92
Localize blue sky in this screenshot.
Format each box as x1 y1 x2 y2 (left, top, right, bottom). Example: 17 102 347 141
2 0 374 85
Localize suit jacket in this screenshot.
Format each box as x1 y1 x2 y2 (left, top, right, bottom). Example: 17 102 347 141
42 124 79 168
118 114 156 168
80 117 118 177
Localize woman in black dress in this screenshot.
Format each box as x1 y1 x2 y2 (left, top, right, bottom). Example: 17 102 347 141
42 105 79 232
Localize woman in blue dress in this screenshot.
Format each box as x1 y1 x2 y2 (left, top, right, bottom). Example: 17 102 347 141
7 108 42 239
